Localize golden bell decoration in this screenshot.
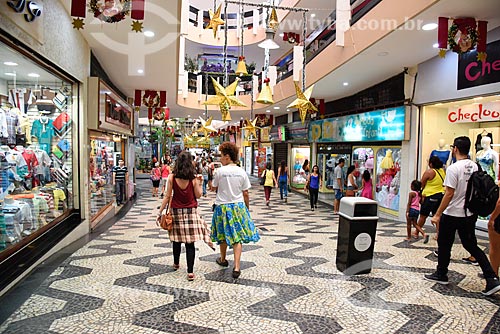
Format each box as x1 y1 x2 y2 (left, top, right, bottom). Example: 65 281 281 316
256 78 274 105
235 56 248 76
269 8 279 30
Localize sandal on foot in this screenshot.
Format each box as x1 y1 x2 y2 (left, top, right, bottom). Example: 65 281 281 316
216 257 229 267
423 235 430 244
187 273 195 281
173 264 180 271
232 269 241 279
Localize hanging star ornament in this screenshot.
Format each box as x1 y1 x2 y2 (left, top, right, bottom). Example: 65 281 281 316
131 20 144 33
203 77 247 121
287 81 319 124
205 4 225 39
72 18 85 30
197 116 217 137
243 118 260 138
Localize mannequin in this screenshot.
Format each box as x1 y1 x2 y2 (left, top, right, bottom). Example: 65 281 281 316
476 136 499 180
430 139 451 168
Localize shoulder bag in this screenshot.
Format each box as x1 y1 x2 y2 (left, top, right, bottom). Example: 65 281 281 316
157 193 173 231
260 170 267 186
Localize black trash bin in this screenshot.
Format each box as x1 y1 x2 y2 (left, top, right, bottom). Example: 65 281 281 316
336 197 378 275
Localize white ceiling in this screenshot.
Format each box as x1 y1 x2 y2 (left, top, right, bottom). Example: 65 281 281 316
61 0 500 121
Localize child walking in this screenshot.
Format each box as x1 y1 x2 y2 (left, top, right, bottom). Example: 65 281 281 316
406 180 429 243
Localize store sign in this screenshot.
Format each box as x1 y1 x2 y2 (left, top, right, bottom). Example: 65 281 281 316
458 40 500 90
0 0 44 42
448 101 500 123
7 0 42 22
278 126 286 141
105 94 132 130
309 106 406 143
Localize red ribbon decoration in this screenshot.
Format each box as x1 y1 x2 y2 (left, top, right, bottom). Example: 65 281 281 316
71 0 86 17
295 33 300 44
131 0 145 20
477 20 488 54
319 99 326 117
134 90 141 107
157 91 166 114
283 32 288 41
453 18 477 35
438 17 448 49
164 107 170 120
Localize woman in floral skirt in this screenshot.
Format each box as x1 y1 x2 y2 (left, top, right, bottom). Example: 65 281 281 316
211 142 260 279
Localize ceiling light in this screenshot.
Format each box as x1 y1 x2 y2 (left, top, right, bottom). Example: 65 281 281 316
343 82 349 86
432 43 439 48
3 61 18 66
258 28 280 49
5 72 16 76
279 33 284 37
28 73 40 78
311 14 316 18
137 69 144 74
144 30 155 37
287 108 290 111
266 110 271 113
187 114 191 117
273 106 280 110
422 23 438 31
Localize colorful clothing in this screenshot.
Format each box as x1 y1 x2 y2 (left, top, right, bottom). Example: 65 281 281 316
211 202 260 248
361 179 373 199
168 207 212 247
31 117 54 154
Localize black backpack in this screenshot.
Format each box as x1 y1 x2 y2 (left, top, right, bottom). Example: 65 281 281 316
464 162 499 216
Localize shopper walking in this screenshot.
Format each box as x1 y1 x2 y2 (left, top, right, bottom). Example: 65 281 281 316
306 165 322 211
158 151 213 281
262 162 278 206
333 158 345 214
211 142 260 279
360 170 373 199
201 160 209 196
414 156 445 240
160 161 171 198
424 136 500 296
150 162 161 197
277 160 289 202
345 165 358 197
302 159 310 175
405 180 428 242
488 197 500 277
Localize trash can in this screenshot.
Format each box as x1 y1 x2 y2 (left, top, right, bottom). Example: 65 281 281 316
336 197 378 275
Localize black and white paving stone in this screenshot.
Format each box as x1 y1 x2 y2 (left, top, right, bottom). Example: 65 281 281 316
1 179 499 333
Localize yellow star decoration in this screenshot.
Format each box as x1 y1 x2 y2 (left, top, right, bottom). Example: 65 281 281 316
477 52 487 62
131 20 143 33
203 77 247 121
197 116 217 138
438 49 447 58
287 81 318 124
72 18 85 30
243 118 260 139
205 4 225 39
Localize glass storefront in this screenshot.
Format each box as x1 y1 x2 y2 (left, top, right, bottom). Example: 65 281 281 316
291 146 310 189
89 137 120 219
0 40 76 252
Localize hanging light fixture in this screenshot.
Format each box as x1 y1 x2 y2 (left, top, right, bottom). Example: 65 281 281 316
256 78 274 104
258 27 280 49
235 2 248 76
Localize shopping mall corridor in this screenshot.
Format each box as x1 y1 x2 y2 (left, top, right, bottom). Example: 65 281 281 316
0 179 499 334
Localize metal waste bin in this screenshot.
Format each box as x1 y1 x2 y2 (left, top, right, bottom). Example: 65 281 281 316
336 197 378 275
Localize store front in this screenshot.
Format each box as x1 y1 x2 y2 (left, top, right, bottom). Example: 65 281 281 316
415 31 500 231
87 78 134 228
309 106 408 216
0 0 89 293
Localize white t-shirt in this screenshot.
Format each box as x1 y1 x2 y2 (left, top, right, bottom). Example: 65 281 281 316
443 159 477 217
332 165 343 190
213 164 251 205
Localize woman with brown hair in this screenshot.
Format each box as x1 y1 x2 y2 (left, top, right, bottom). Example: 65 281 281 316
277 160 289 202
211 142 260 279
345 165 358 197
158 151 213 281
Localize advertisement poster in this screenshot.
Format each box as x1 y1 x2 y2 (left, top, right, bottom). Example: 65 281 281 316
257 147 267 176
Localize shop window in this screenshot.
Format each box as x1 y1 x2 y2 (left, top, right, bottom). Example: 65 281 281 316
0 40 75 253
291 146 310 189
375 147 401 212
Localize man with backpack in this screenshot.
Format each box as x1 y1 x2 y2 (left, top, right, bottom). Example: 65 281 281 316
424 136 500 296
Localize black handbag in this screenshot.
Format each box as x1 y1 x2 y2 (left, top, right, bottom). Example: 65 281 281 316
260 170 267 186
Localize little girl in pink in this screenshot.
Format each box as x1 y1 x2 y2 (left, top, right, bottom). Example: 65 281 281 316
406 180 429 243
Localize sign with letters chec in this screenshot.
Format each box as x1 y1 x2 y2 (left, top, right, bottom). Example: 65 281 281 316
0 0 44 43
448 101 500 123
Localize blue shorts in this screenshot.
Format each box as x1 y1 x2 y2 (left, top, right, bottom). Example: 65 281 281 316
408 208 419 219
335 189 343 200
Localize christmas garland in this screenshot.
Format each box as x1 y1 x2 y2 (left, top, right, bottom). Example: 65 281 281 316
89 0 131 24
142 92 160 109
448 23 478 54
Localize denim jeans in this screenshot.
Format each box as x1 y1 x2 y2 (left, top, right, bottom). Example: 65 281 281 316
279 180 288 199
115 180 126 204
203 176 208 195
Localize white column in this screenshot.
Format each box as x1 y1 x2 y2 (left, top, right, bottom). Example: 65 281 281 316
253 9 259 35
198 10 204 36
197 74 202 101
268 66 277 94
293 45 304 81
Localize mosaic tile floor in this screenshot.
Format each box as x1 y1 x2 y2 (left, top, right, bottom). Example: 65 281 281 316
1 179 499 333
